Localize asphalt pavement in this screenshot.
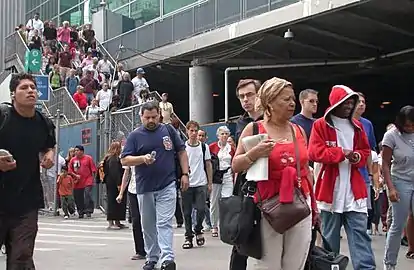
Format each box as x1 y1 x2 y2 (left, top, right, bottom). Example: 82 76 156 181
0 213 413 270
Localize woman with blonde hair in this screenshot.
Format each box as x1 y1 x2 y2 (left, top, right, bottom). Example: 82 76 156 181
65 147 75 166
232 77 318 269
103 141 127 229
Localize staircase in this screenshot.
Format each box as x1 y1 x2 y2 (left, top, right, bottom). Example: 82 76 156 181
3 32 85 124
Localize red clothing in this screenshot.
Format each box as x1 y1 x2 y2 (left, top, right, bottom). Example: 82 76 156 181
209 141 235 157
68 155 97 189
57 175 74 196
308 85 371 207
254 122 311 203
73 92 88 110
59 51 72 68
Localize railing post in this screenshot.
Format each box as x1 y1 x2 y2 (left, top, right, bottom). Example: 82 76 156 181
53 109 63 216
104 110 110 151
131 107 135 131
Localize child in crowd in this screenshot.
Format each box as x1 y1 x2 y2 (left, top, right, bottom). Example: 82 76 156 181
57 166 76 219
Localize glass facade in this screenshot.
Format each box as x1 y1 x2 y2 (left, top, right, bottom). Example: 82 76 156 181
26 0 204 28
163 0 197 15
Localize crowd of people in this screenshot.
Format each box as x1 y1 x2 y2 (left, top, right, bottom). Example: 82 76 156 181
1 69 414 270
1 13 412 270
16 13 163 120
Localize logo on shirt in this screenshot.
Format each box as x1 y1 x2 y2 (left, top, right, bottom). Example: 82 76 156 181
163 136 173 151
325 141 337 147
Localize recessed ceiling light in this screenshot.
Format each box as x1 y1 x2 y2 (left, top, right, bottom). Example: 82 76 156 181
382 101 391 105
213 93 219 97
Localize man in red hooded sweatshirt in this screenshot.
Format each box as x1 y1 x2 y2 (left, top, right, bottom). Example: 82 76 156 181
308 85 375 269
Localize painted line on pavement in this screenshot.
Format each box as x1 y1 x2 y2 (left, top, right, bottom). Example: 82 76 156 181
38 222 106 228
37 233 184 241
38 227 132 235
36 240 106 246
34 248 62 252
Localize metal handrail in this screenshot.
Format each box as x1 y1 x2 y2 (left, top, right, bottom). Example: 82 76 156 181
14 32 86 120
101 0 209 45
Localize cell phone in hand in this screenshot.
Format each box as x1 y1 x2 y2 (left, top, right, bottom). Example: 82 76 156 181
150 151 157 159
0 149 14 162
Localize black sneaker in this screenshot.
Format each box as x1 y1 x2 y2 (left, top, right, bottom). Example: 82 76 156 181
142 261 157 270
78 214 84 219
86 213 92 218
161 260 176 270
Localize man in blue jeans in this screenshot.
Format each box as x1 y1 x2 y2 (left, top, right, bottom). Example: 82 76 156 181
121 101 189 270
308 85 376 269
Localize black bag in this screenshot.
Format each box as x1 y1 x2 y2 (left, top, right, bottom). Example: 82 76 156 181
306 227 349 270
218 122 262 259
165 124 183 181
211 153 230 184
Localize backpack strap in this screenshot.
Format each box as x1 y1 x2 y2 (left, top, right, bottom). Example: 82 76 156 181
201 142 207 174
0 103 12 133
252 122 259 135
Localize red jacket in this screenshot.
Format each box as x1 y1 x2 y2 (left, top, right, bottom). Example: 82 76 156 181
209 142 235 157
308 85 370 206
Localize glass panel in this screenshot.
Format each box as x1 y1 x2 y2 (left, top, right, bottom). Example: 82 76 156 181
130 0 160 23
60 0 80 14
114 5 130 17
60 6 83 26
163 0 196 15
108 0 130 10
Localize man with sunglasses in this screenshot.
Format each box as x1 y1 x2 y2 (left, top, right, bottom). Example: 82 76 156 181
291 89 319 141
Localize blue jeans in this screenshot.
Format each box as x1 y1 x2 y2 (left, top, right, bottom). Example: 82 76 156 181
137 182 176 264
191 202 211 228
320 210 376 269
384 177 414 266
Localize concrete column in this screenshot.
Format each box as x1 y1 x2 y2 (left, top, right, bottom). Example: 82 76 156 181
189 66 213 125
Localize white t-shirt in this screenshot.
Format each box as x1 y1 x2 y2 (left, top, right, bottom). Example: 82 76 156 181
26 18 44 38
186 142 211 187
127 166 137 194
47 155 66 178
97 60 111 74
131 77 149 99
371 150 379 164
317 116 367 214
96 89 112 110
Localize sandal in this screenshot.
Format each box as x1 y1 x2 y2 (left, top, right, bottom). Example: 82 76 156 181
212 228 218 237
196 234 205 246
182 239 193 249
406 251 414 260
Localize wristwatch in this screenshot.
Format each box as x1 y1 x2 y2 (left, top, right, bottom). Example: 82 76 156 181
182 173 189 176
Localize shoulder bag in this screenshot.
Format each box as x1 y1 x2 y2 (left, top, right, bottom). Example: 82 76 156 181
257 124 311 234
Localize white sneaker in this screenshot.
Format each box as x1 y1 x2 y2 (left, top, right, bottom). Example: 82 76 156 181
64 215 69 219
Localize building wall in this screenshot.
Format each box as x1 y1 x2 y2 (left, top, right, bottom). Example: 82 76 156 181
0 0 25 72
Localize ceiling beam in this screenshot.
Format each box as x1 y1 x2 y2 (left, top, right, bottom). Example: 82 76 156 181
299 24 383 51
342 11 414 37
266 33 343 57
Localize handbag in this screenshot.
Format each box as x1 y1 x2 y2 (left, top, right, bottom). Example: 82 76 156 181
257 124 311 234
306 227 349 270
218 122 263 259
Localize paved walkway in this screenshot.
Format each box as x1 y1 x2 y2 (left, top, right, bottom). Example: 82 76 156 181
0 214 413 269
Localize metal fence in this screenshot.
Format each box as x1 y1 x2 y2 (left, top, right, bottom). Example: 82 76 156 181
43 87 86 125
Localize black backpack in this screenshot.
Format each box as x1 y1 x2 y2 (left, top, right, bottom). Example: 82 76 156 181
0 103 55 135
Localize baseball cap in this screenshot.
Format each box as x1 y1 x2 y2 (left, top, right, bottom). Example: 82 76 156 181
136 68 145 74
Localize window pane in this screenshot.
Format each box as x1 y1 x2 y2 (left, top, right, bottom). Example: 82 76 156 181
60 7 83 26
60 0 80 14
108 0 130 10
130 0 160 23
114 5 129 17
163 0 196 15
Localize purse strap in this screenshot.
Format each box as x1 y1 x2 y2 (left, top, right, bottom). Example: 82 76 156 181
290 124 302 187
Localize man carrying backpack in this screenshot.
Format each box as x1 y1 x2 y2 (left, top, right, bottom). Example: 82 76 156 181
0 73 56 269
181 120 213 250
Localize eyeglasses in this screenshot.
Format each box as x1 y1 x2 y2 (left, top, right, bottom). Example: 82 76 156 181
238 92 256 100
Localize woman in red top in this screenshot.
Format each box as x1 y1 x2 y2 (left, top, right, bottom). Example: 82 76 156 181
232 77 318 270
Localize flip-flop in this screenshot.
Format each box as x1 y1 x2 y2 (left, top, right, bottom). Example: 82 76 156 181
406 251 414 260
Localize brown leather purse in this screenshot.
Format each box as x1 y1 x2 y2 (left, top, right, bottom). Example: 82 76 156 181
257 124 311 234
